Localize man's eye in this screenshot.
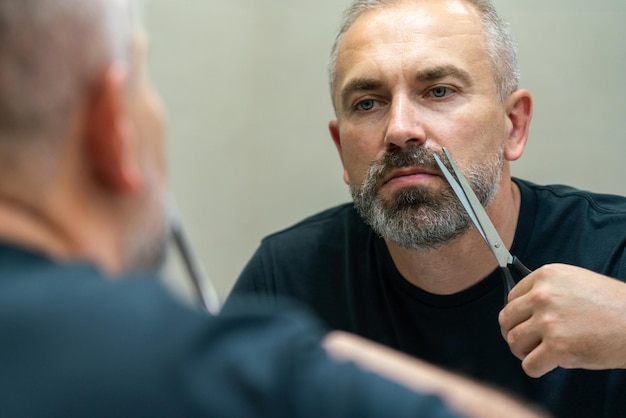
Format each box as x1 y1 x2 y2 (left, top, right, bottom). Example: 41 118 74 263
430 86 451 98
356 99 376 111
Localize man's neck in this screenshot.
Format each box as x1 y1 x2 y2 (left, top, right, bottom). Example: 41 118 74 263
0 193 73 258
0 191 119 274
385 179 521 295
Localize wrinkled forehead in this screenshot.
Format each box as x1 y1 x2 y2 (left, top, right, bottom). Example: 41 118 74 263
333 0 486 94
339 0 484 62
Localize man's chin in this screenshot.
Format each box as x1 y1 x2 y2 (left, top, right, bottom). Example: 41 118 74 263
377 185 442 211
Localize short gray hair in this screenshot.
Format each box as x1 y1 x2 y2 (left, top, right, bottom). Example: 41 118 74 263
328 0 519 108
0 0 134 142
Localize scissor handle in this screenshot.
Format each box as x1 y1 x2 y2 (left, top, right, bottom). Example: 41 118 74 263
510 256 532 278
501 257 533 304
501 267 516 300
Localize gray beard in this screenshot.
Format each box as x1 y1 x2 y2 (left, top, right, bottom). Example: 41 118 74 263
350 146 503 250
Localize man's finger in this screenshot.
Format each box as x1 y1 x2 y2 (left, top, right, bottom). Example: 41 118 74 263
521 342 559 378
505 321 542 361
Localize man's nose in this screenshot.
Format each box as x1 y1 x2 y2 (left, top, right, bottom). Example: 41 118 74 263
383 97 426 149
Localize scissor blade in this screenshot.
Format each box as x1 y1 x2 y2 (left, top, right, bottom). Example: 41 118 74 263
168 199 221 315
433 154 487 243
439 148 512 268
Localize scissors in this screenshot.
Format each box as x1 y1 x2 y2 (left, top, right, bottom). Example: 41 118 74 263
168 198 222 315
433 148 531 302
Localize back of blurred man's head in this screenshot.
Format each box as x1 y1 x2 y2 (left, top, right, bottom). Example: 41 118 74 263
0 0 169 276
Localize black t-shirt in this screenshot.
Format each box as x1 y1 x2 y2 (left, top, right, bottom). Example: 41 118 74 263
229 178 626 418
0 243 461 418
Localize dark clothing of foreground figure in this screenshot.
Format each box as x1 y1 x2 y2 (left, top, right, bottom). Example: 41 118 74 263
229 178 626 418
0 243 460 418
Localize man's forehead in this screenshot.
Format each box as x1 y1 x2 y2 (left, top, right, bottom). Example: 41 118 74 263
339 0 482 50
331 0 495 109
334 1 484 79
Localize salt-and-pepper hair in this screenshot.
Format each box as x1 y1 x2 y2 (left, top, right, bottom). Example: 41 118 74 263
328 0 519 108
0 0 135 142
0 0 138 190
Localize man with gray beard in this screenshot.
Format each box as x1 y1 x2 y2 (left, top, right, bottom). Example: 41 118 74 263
228 1 626 417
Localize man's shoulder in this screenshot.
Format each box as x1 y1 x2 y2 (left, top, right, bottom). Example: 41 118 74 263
0 243 191 329
0 247 352 417
516 177 626 214
514 178 626 274
260 202 368 244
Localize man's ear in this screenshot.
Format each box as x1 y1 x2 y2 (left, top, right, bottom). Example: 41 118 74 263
85 65 139 193
503 89 533 162
329 119 350 185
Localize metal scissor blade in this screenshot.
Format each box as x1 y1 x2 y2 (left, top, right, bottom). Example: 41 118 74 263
433 154 487 243
438 148 512 268
168 199 221 315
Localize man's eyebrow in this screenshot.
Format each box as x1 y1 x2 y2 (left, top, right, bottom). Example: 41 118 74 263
415 65 472 84
337 66 472 111
339 78 383 110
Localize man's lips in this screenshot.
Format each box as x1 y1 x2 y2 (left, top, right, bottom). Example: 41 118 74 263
382 167 440 187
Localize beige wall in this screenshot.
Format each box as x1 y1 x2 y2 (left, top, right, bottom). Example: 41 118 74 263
145 1 626 303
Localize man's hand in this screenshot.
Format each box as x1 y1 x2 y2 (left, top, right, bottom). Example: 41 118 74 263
324 331 550 418
499 263 626 378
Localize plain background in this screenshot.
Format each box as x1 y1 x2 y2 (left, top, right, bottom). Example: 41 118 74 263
144 1 626 303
